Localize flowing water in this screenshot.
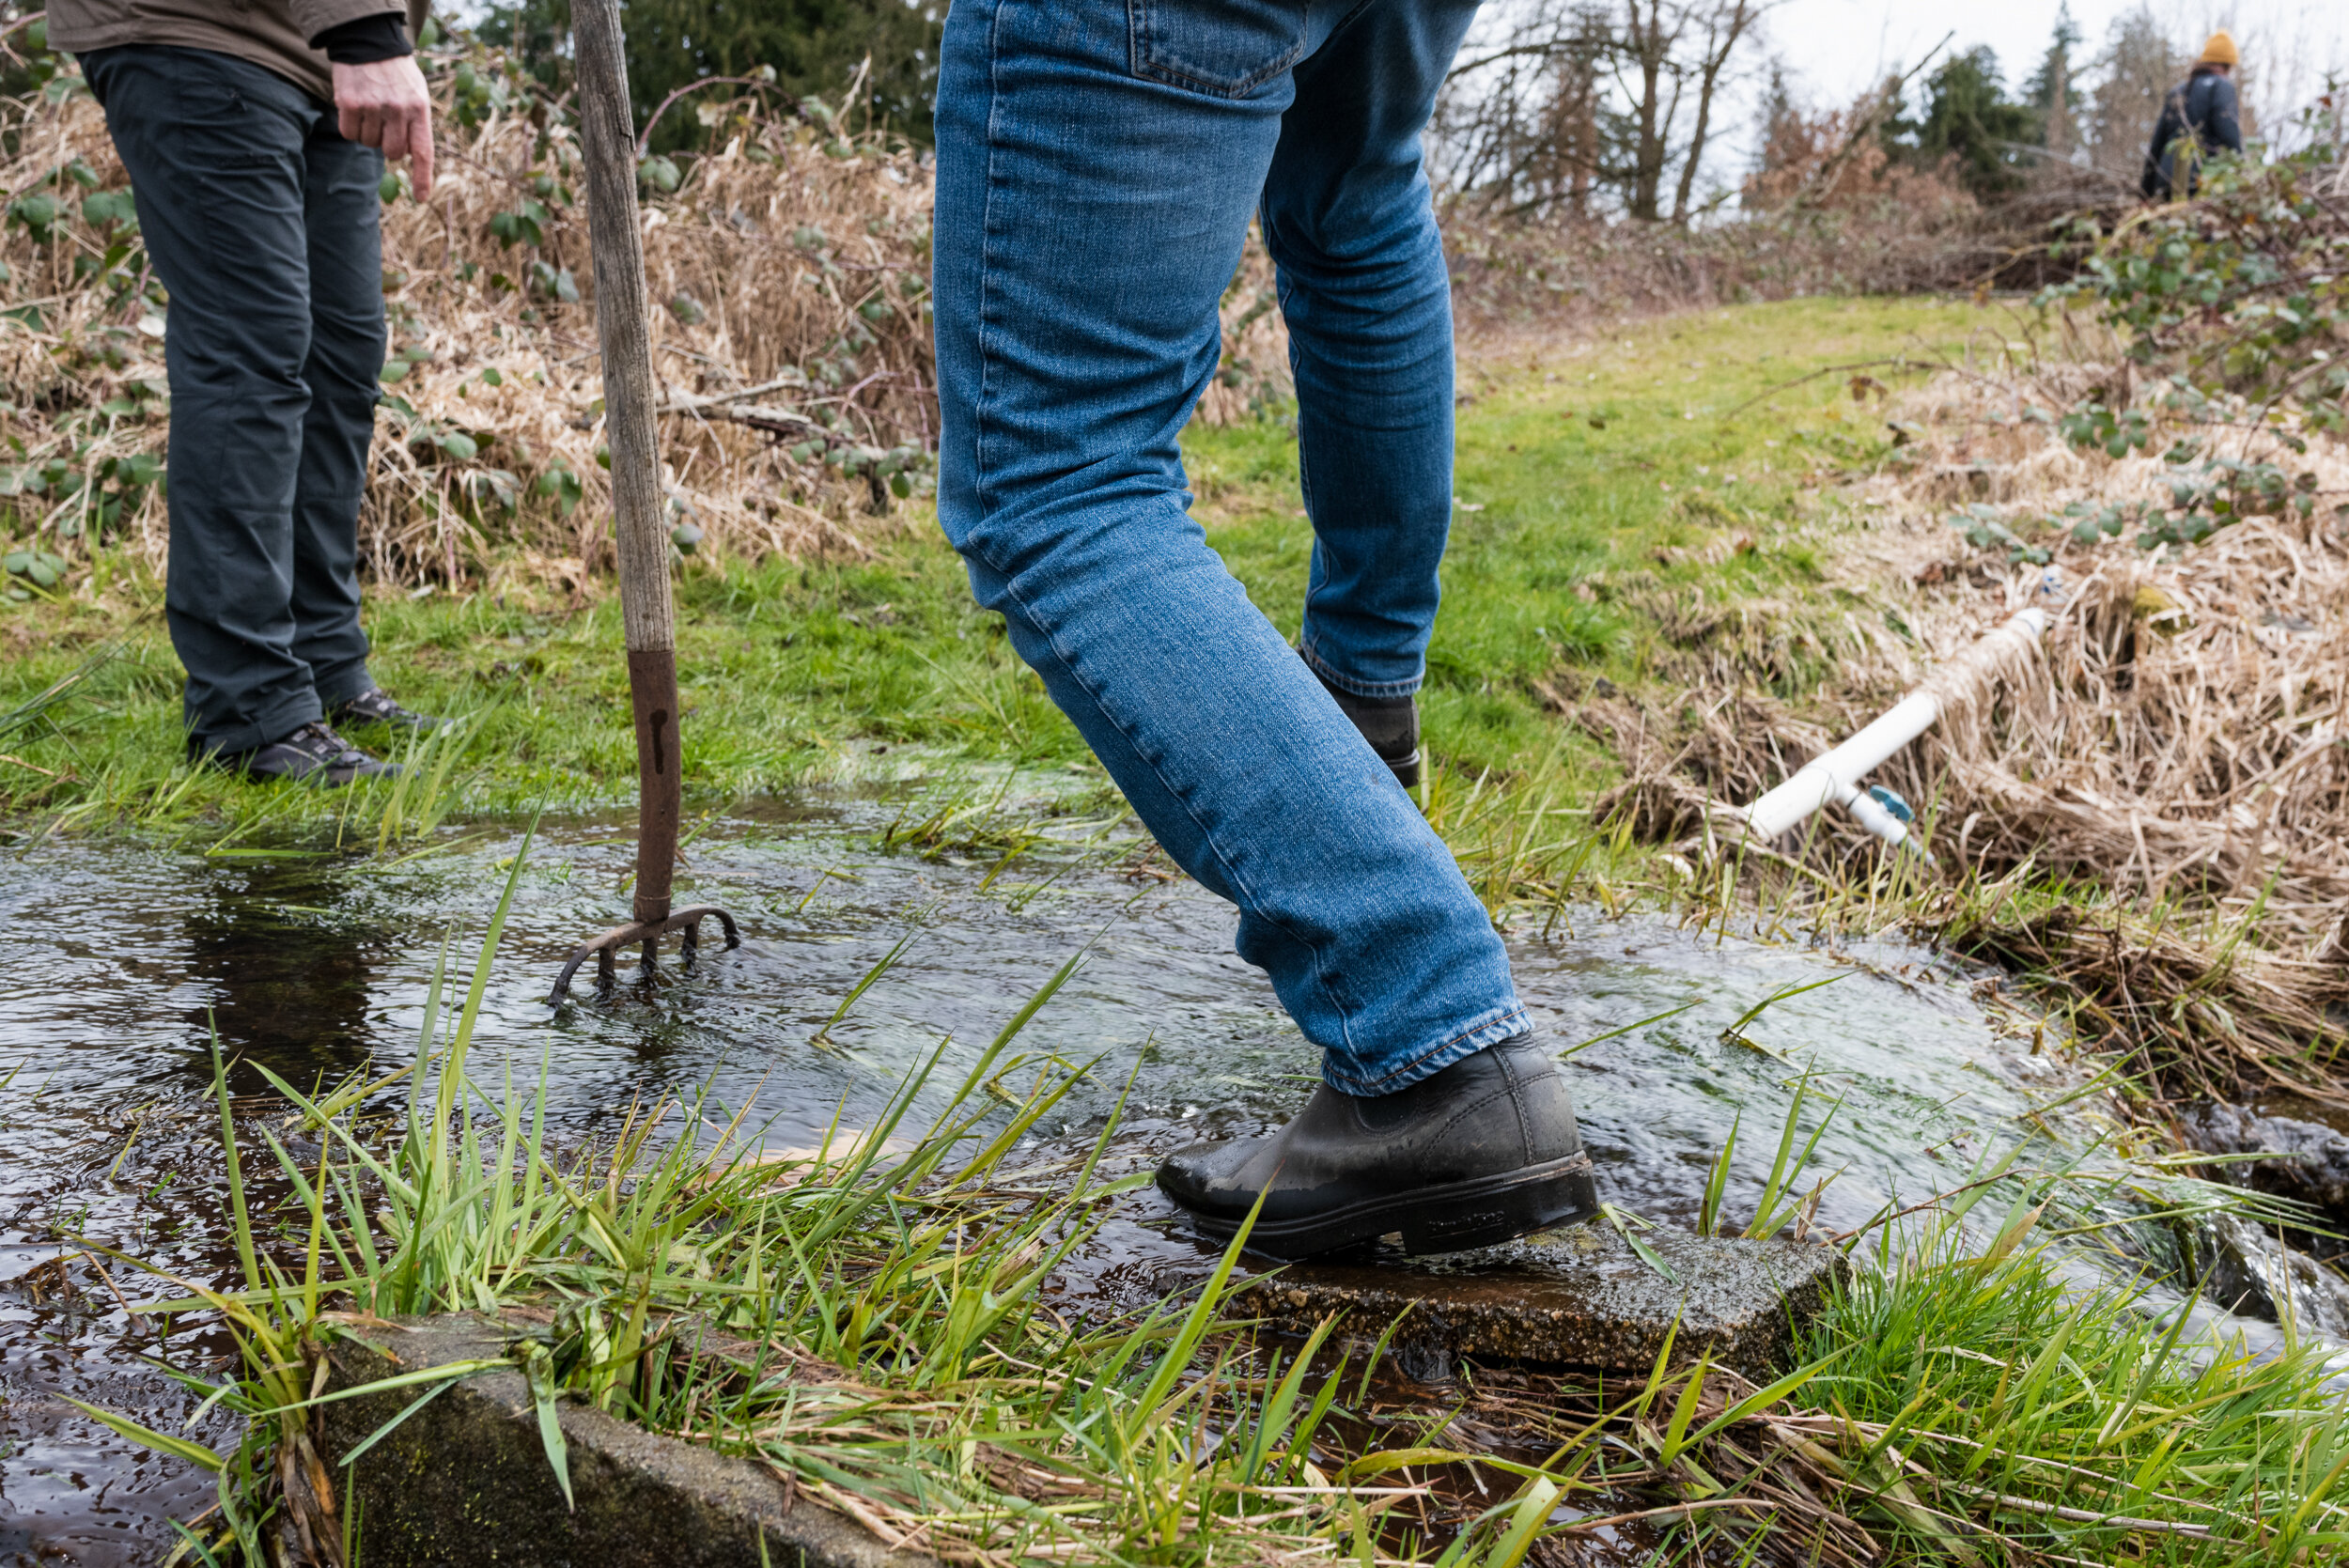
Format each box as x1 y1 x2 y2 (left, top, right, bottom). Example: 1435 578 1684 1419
0 778 2332 1562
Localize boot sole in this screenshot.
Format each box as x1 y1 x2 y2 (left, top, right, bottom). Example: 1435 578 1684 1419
1184 1151 1600 1261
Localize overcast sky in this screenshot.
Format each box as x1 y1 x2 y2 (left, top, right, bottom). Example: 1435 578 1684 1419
1750 0 2349 122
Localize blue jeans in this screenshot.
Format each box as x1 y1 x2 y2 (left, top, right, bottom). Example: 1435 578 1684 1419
934 0 1528 1094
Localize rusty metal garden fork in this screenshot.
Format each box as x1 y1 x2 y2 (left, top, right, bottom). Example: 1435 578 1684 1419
547 0 740 1004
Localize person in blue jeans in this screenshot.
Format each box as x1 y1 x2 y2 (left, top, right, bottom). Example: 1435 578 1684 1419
932 0 1600 1256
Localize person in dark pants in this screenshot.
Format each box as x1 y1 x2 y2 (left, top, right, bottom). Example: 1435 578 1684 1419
2142 32 2245 201
53 2 442 784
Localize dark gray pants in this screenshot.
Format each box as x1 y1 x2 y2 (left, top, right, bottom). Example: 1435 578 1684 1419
85 46 382 755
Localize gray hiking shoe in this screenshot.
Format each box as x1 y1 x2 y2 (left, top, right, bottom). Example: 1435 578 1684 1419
330 687 445 732
210 721 397 785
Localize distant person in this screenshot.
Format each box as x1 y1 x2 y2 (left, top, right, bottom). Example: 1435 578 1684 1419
930 0 1601 1257
51 1 443 783
2142 31 2244 200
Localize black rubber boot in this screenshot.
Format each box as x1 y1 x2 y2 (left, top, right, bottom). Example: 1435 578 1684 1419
1311 665 1421 788
1156 1037 1599 1258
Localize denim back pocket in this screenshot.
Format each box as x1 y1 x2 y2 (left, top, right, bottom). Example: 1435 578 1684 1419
1129 0 1311 99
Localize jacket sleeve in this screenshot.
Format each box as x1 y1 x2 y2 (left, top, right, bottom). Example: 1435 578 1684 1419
289 0 407 48
2142 94 2185 198
2204 77 2244 154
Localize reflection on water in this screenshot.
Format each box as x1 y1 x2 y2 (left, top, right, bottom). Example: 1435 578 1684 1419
0 785 2323 1560
184 862 385 1095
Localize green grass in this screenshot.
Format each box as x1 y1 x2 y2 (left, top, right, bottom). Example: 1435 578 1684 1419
0 297 1971 880
1198 296 1969 785
87 883 2349 1567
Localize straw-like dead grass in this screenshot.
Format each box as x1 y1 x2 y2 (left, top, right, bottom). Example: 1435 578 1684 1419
1575 334 2349 1098
0 36 1313 598
0 39 944 589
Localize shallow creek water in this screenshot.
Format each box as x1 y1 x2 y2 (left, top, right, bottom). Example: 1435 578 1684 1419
0 782 2313 1561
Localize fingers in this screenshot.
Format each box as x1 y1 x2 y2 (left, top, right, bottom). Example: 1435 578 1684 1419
331 57 434 197
380 106 411 165
410 108 436 199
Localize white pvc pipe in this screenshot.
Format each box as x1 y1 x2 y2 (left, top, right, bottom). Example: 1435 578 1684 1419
1743 606 2051 848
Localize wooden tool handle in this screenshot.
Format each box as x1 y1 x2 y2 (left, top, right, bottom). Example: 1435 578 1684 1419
573 0 680 924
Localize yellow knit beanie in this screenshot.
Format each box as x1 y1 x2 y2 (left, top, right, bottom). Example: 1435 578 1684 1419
2200 31 2239 67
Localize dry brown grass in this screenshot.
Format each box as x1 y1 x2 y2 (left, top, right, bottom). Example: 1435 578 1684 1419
1865 359 2349 934
0 43 941 587
1442 161 1988 353
1576 324 2349 1098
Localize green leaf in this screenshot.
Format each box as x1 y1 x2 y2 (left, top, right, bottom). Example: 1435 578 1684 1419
1562 1001 1696 1062
1600 1202 1678 1282
378 360 410 384
60 1398 224 1472
521 1343 574 1511
80 189 135 229
9 193 58 234
1484 1477 1560 1568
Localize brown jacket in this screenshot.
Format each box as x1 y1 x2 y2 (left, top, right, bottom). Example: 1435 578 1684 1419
49 0 431 105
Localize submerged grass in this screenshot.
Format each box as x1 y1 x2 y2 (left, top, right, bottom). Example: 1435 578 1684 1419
83 877 2349 1566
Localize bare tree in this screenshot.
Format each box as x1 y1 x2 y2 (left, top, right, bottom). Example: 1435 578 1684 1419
2085 7 2183 187
1617 0 1685 220
1435 3 1616 215
1668 0 1760 222
1436 0 1771 224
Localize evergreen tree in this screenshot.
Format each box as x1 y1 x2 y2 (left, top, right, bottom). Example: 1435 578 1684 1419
474 0 944 148
1908 46 2040 198
2024 4 2084 159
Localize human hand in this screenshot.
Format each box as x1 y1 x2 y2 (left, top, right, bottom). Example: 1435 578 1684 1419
332 54 435 198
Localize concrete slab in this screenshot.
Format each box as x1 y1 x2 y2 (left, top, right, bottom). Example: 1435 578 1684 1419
318 1314 935 1568
1227 1223 1847 1378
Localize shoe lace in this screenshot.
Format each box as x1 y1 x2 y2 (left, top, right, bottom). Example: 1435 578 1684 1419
285 721 362 761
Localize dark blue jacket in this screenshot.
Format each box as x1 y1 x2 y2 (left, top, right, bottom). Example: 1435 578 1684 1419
2142 69 2243 199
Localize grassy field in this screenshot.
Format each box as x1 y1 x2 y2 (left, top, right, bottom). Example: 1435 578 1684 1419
36 293 2349 1563
0 296 1971 866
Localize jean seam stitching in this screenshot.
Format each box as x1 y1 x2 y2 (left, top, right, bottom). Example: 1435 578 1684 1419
1332 1002 1529 1094
1299 639 1420 698
984 565 1361 1054
972 0 1008 520
1128 0 1308 101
